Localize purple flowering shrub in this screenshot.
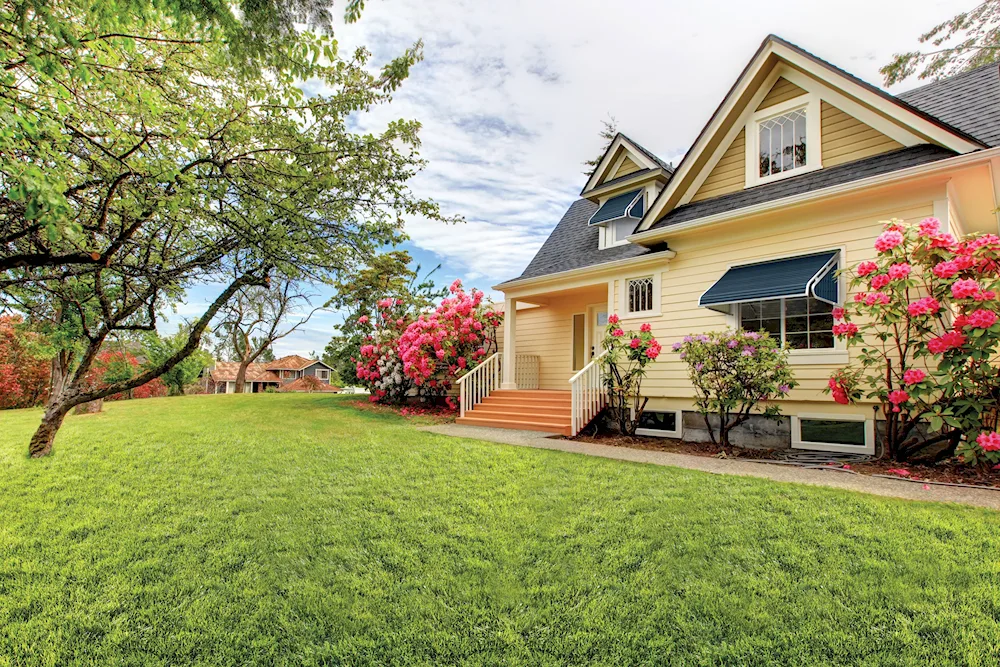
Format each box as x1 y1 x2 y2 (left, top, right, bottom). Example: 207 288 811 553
673 330 797 448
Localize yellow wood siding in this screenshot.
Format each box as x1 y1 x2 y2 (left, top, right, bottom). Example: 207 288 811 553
634 197 934 406
507 189 938 414
821 102 904 167
691 128 746 202
611 156 641 180
515 292 601 390
756 77 806 111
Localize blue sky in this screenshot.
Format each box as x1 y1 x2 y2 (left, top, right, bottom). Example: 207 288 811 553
171 0 961 357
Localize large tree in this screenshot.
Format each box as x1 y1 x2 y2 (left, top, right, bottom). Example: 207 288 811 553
216 279 320 392
1 5 454 457
882 1 1000 85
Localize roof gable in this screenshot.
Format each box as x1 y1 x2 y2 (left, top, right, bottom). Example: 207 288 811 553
636 34 985 234
581 133 672 195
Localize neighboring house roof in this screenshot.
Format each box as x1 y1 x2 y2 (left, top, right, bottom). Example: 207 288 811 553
498 200 663 284
279 377 340 392
896 63 1000 147
209 362 281 383
649 144 957 231
265 354 317 371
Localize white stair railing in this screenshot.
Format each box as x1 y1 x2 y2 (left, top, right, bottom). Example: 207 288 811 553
457 352 502 418
569 351 608 436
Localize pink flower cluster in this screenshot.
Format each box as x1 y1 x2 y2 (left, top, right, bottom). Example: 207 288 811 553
927 331 966 354
907 297 940 317
397 280 500 386
887 389 909 413
874 230 904 253
902 369 926 385
828 377 850 405
977 432 1000 452
832 322 858 337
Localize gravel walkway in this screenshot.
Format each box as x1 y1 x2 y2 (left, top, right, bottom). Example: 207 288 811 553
419 424 1000 511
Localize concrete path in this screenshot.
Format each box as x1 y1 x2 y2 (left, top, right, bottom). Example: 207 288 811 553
419 424 1000 511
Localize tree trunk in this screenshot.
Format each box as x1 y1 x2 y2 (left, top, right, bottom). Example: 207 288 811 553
50 351 70 399
234 360 251 393
28 398 73 458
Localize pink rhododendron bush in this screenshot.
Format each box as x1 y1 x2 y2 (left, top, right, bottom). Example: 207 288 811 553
600 315 662 435
673 331 796 448
830 217 1000 467
354 280 502 405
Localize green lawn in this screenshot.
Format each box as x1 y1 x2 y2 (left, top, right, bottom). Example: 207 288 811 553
1 395 998 666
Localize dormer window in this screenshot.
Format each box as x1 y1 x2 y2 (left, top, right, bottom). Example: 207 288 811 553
745 94 821 187
590 188 644 249
758 108 807 178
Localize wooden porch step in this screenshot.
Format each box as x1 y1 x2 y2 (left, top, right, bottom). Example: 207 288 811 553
479 396 572 408
489 390 570 398
455 416 571 436
465 408 571 425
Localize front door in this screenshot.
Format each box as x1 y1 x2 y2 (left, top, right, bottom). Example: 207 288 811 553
589 306 608 361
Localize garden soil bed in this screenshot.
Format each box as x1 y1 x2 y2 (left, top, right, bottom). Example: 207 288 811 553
566 432 1000 490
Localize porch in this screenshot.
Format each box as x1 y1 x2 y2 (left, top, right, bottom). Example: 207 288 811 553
456 282 611 436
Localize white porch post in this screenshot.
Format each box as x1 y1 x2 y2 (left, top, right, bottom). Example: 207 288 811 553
501 297 517 390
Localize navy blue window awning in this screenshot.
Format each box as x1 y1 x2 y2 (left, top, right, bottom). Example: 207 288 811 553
589 189 644 225
700 251 839 313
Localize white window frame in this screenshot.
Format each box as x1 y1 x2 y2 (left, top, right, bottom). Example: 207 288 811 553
791 413 875 455
316 369 330 381
745 93 822 188
736 296 842 353
635 409 683 439
619 271 661 320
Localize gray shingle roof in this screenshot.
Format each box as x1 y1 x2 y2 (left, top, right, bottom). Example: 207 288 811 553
649 144 957 231
498 199 663 284
896 63 1000 147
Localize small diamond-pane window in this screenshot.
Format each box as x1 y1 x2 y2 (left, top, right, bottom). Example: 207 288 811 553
759 108 807 178
627 277 654 314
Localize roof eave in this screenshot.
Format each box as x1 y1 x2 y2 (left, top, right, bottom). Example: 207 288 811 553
494 248 677 293
583 168 670 201
628 146 1000 245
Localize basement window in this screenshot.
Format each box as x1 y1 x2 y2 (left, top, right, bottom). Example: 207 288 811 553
791 414 875 454
636 410 683 438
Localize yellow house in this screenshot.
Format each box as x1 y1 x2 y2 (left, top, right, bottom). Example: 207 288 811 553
456 35 1000 454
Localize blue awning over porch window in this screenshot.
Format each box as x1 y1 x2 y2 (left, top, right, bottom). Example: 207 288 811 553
700 251 839 313
588 189 644 225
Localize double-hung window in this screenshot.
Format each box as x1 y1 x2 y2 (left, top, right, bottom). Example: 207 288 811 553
738 297 834 349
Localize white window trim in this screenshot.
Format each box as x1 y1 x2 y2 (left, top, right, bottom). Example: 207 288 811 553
619 271 661 320
745 93 822 188
791 413 875 455
316 369 330 380
635 409 683 439
736 297 847 364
